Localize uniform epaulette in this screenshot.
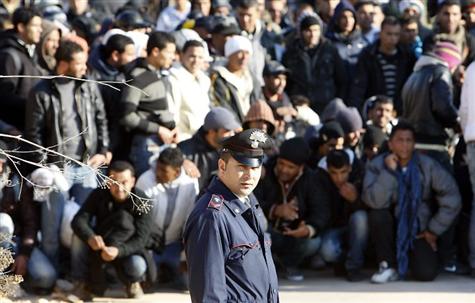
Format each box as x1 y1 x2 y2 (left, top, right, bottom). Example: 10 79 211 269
207 194 224 210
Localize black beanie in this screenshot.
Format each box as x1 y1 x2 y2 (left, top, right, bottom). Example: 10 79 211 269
279 137 310 165
300 15 321 32
363 125 387 148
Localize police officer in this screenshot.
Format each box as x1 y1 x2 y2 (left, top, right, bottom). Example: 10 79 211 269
183 128 279 302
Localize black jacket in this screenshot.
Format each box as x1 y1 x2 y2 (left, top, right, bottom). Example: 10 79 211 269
0 29 42 130
71 187 151 258
25 78 109 165
282 37 347 114
254 159 331 235
350 41 415 113
178 127 218 190
402 55 458 145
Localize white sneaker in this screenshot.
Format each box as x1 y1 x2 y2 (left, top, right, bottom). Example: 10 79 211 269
371 261 398 284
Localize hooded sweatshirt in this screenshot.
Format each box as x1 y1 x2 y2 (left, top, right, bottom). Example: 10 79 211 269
37 20 61 74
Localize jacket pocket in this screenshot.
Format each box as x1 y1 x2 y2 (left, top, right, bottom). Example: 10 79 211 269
228 241 259 261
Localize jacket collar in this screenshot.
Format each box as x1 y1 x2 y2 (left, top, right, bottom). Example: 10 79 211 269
206 177 256 216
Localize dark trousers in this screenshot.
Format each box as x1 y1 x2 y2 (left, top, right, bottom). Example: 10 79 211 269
369 209 439 281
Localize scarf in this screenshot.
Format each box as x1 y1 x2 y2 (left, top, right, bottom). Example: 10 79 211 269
395 153 422 278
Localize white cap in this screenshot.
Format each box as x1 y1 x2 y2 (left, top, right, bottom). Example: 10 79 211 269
101 28 128 45
224 35 253 57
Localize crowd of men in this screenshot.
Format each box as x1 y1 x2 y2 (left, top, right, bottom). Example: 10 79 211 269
0 0 474 300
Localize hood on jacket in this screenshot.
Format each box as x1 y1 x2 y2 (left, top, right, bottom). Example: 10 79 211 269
37 20 61 73
326 0 357 40
0 29 30 56
243 100 276 135
87 44 119 79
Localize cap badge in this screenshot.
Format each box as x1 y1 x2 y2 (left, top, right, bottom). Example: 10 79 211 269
249 131 267 149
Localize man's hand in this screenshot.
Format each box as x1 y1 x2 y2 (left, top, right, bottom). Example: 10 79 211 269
87 235 105 251
158 127 177 144
384 153 399 171
101 246 119 262
283 221 310 238
339 183 358 203
13 255 29 276
274 198 299 221
416 230 438 251
183 159 201 178
87 154 107 169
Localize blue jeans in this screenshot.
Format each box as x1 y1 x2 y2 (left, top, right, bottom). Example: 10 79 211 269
27 248 57 290
466 142 475 269
63 163 98 205
318 210 368 271
270 230 321 268
129 134 162 177
154 241 182 275
71 235 146 284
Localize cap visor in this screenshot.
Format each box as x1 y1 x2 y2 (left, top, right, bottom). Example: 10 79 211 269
231 152 263 168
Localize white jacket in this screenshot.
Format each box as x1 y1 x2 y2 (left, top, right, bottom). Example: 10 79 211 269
169 65 211 141
460 62 475 142
136 168 199 245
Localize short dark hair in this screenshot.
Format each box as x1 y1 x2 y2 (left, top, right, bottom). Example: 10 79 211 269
438 0 461 12
103 34 134 59
109 160 136 176
354 0 376 11
158 147 184 168
389 120 416 139
237 0 258 9
381 16 401 29
147 31 175 55
327 150 350 169
55 40 85 63
12 7 41 30
182 39 204 53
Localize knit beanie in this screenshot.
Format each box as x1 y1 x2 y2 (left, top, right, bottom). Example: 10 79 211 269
336 107 363 134
224 35 253 57
279 137 310 165
363 125 387 148
300 15 321 32
320 98 347 123
398 0 425 14
434 40 462 70
243 100 276 135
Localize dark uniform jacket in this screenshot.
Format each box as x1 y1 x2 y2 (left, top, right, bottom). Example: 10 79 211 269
183 177 279 303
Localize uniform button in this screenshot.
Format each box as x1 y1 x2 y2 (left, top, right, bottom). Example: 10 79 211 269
234 208 240 213
273 289 277 293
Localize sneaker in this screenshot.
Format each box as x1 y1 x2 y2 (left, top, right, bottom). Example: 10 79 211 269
126 282 144 299
346 269 366 282
285 267 304 282
443 261 470 275
371 261 398 284
53 281 93 303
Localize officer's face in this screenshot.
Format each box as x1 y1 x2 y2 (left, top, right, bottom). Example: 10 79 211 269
218 156 261 198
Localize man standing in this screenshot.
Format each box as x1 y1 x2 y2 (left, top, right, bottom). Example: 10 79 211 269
120 31 177 176
183 129 279 302
0 7 43 131
25 40 109 205
350 16 415 113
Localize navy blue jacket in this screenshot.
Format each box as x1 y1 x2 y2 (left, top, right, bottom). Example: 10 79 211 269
183 177 279 303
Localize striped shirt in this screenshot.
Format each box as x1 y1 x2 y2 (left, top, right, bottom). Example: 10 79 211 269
376 51 398 99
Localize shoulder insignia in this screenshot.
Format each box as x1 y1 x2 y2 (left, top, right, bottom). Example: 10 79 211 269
207 194 224 210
